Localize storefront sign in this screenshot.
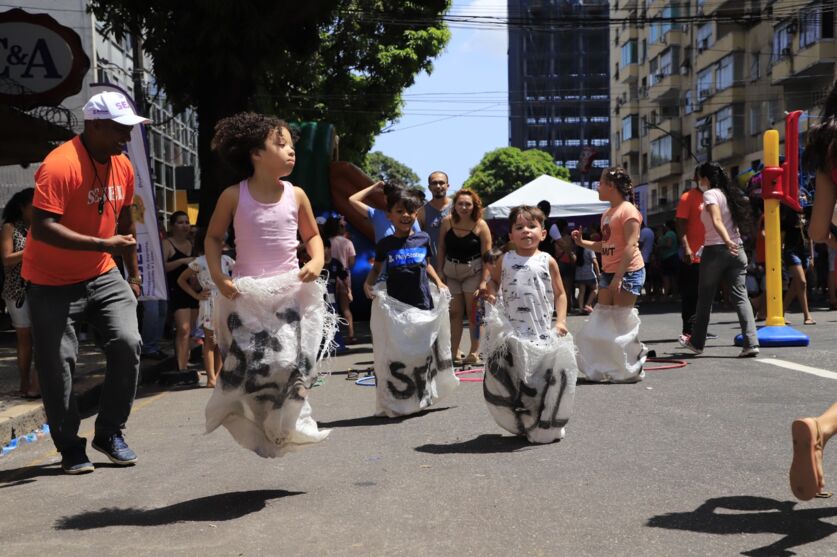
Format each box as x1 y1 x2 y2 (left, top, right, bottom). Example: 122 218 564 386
0 9 90 109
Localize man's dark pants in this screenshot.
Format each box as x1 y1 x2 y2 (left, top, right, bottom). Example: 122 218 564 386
679 260 700 335
29 268 141 453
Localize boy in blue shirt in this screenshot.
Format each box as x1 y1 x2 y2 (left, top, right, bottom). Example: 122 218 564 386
364 187 446 309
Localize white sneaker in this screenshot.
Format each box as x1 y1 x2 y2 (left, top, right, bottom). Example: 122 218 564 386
678 334 690 347
738 346 760 358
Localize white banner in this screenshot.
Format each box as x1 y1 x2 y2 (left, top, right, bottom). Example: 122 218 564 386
90 83 167 301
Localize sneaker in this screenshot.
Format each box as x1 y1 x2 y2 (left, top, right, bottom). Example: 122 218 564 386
706 332 719 340
61 445 94 474
682 340 703 355
141 350 169 361
678 334 690 346
738 346 760 358
92 433 138 465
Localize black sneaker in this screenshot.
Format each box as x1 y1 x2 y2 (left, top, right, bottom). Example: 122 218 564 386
141 350 169 361
92 433 138 466
61 445 94 475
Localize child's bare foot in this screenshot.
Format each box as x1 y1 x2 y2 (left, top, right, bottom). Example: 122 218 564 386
790 418 826 500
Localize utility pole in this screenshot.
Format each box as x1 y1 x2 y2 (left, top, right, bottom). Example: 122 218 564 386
131 30 145 115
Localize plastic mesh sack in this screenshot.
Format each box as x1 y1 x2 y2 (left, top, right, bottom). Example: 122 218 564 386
481 302 578 443
369 284 459 417
575 304 647 383
205 272 337 458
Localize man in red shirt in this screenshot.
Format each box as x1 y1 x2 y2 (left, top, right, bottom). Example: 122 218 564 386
23 91 149 474
675 169 710 343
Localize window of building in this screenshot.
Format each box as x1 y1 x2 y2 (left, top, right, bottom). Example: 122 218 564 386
659 48 674 77
650 135 673 167
591 138 609 147
716 54 734 91
538 139 548 147
566 160 579 169
592 159 610 169
684 89 693 114
697 22 713 52
800 7 835 49
750 51 760 80
661 5 679 36
566 138 581 147
749 104 762 135
772 23 792 63
767 98 781 123
697 67 714 101
621 40 638 66
527 140 537 148
649 22 661 45
590 116 609 123
715 106 733 143
622 114 638 140
696 125 711 153
640 39 647 63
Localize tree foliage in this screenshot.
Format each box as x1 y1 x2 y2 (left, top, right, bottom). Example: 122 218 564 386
89 1 450 224
362 151 420 188
463 147 571 204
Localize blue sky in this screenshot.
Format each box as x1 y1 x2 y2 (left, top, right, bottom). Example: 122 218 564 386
370 0 508 190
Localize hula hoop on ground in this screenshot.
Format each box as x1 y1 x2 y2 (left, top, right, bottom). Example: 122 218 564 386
455 368 484 382
644 357 688 371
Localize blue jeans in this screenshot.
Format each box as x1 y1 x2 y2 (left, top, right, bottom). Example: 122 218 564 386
691 245 757 350
141 299 168 354
29 268 142 452
598 268 646 297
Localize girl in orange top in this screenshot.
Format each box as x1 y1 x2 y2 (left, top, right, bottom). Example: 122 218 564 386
572 167 645 307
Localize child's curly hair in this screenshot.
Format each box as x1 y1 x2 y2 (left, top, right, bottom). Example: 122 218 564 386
211 112 293 179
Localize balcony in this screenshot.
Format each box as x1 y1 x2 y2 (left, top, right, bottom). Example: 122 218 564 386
647 118 681 142
700 0 747 16
648 29 686 61
695 31 746 73
771 40 836 85
620 63 640 83
712 137 746 163
620 137 640 156
648 73 682 102
648 160 683 183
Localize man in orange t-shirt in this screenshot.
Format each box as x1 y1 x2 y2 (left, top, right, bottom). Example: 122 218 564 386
675 169 706 341
23 91 150 474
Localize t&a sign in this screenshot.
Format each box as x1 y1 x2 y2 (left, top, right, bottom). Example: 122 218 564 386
0 9 90 109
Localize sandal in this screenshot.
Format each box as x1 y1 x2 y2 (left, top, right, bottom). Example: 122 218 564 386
804 318 816 325
790 418 826 501
463 353 482 365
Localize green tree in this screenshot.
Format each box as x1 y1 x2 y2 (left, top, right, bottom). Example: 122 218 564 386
463 147 571 204
362 151 420 188
89 1 450 224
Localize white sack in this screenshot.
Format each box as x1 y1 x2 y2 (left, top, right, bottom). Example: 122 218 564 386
205 272 337 458
575 304 647 383
481 302 578 443
369 284 459 417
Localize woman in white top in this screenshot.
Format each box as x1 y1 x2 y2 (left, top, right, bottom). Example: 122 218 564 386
682 162 758 357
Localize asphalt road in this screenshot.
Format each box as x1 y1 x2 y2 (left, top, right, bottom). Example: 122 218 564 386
1 307 836 556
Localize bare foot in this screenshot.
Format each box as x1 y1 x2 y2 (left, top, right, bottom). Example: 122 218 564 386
790 418 825 500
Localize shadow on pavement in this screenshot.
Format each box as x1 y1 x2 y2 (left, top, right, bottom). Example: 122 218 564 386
54 489 303 530
0 463 64 486
415 433 534 455
647 495 837 556
318 406 453 429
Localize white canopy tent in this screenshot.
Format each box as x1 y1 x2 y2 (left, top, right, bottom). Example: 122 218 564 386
483 174 610 220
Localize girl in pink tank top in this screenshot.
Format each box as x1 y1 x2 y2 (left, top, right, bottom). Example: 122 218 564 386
202 114 334 459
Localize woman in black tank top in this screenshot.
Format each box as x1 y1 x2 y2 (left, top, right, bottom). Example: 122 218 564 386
162 211 199 382
437 189 492 364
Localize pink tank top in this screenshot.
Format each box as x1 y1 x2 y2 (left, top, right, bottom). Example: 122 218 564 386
233 179 299 278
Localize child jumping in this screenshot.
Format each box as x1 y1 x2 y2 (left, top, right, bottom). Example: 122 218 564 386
481 205 577 443
203 113 336 458
177 229 234 388
572 167 647 383
364 186 458 417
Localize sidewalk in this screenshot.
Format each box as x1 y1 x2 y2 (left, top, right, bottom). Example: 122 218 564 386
0 314 175 447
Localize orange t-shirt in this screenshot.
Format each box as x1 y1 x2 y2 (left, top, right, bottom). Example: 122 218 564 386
22 136 135 286
675 187 705 261
600 201 644 273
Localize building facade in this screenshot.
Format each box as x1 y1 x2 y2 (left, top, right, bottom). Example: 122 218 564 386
0 0 198 222
509 0 611 186
610 0 835 222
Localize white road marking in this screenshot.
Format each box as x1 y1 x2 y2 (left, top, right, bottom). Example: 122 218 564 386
761 358 837 381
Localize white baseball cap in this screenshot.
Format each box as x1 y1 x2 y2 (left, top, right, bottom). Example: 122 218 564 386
82 91 152 126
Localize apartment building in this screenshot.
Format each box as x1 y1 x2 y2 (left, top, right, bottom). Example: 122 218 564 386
610 0 835 222
509 0 611 186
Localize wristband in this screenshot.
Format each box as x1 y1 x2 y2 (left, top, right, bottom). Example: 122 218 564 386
127 275 142 285
97 239 106 252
